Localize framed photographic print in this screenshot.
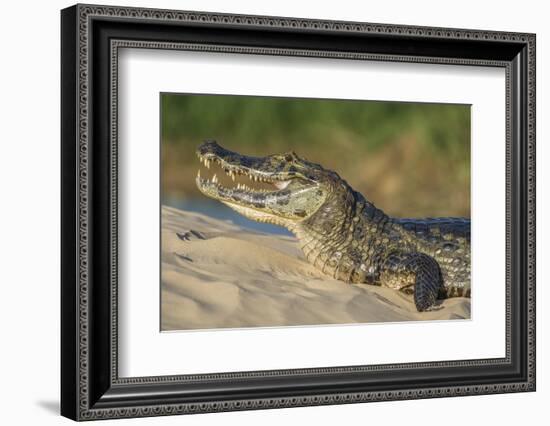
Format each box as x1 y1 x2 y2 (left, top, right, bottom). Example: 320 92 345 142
61 3 536 421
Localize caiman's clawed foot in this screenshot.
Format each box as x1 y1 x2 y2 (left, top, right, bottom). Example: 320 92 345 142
414 285 439 312
412 254 442 312
382 252 443 312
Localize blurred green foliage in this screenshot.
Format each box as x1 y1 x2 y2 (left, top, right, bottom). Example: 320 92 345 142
162 95 469 155
161 94 471 218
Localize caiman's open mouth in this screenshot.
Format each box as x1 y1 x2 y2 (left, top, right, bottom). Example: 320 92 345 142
195 153 293 196
196 141 311 199
195 140 324 225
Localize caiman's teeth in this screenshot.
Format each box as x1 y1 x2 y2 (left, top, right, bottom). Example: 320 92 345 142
196 155 286 194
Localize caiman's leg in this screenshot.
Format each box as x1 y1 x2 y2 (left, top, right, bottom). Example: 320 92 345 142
380 252 442 312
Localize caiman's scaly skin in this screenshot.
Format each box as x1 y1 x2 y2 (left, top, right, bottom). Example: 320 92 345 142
195 140 471 312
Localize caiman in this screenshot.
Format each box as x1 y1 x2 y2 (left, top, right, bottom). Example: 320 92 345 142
195 140 470 312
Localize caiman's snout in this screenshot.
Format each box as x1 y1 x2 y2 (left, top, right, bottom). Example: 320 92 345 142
194 140 329 227
196 140 225 159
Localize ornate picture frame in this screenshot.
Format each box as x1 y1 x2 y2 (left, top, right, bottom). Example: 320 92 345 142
61 4 535 420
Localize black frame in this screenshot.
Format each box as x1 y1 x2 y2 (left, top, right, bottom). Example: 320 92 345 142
61 4 536 421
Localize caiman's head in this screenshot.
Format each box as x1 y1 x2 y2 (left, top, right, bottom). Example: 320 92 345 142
195 140 347 230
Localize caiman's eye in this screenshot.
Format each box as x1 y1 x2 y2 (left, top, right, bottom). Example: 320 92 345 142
284 152 298 162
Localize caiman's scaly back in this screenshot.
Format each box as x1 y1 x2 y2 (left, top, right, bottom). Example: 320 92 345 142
195 140 470 311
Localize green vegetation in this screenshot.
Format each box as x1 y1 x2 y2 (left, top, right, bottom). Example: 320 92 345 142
161 94 470 218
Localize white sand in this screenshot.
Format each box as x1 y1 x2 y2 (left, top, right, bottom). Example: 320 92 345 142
161 205 470 330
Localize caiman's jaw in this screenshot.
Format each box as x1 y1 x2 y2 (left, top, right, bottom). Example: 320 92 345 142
195 140 328 229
